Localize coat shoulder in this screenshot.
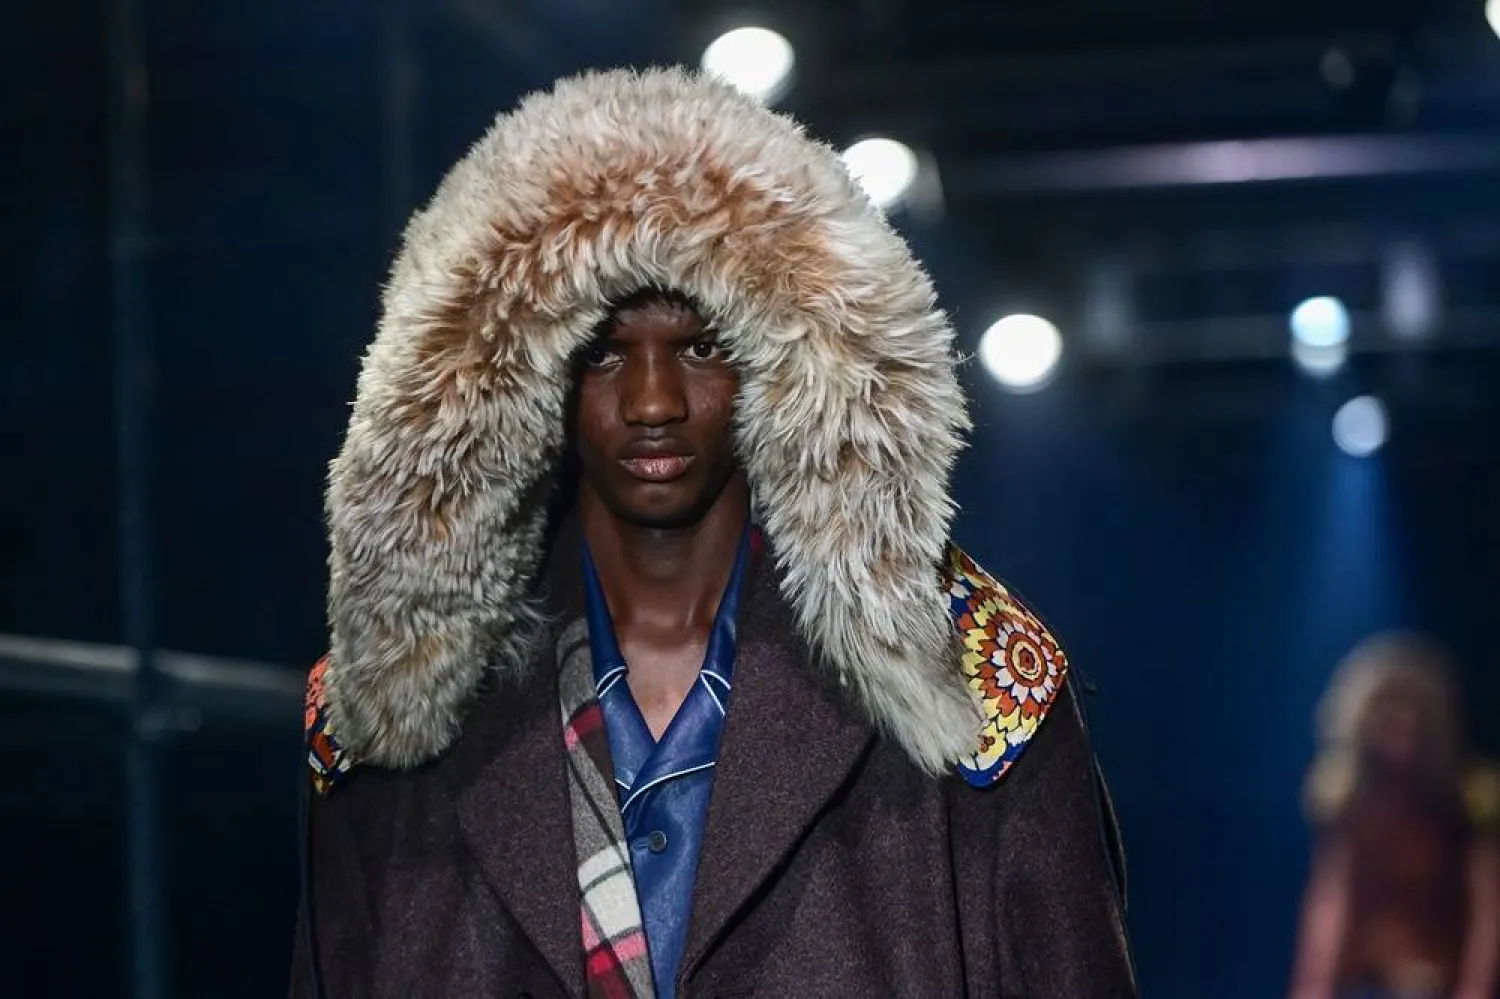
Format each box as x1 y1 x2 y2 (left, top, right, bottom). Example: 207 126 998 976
944 545 1072 788
305 655 357 796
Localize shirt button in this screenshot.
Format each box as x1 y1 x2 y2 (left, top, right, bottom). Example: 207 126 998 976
647 830 668 854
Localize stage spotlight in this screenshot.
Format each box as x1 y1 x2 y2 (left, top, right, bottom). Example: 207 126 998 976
1489 0 1500 38
841 137 919 210
979 314 1063 392
701 26 794 102
1333 396 1388 457
1291 296 1350 348
1292 339 1348 379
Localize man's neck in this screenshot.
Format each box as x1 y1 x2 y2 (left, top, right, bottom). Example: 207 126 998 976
578 475 750 641
579 477 751 738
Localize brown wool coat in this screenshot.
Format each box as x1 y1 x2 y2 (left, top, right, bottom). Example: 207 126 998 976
296 66 1138 999
291 529 1137 998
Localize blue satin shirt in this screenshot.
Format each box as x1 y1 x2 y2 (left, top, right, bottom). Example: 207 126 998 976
582 527 750 999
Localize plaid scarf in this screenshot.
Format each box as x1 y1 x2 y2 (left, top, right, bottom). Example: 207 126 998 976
557 618 657 999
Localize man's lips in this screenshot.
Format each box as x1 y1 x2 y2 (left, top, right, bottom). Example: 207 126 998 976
618 455 695 483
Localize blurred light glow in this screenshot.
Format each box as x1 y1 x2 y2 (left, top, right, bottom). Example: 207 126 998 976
1333 396 1388 457
1292 339 1348 379
841 137 919 209
979 314 1063 391
701 27 794 102
1082 258 1132 355
1291 296 1350 348
1383 242 1440 340
1320 48 1356 90
1489 0 1500 38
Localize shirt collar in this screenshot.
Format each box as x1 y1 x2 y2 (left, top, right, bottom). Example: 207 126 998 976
581 524 752 790
581 524 752 694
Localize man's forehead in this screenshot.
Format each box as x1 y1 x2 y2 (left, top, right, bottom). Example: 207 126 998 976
602 289 706 333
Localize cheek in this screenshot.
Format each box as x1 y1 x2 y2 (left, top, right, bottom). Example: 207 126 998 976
703 395 737 431
574 386 618 456
692 372 740 428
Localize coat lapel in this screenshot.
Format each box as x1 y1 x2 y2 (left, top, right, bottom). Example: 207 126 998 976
681 565 875 976
453 524 590 996
453 667 585 996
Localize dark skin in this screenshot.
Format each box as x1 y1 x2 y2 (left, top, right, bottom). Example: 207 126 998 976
573 291 750 739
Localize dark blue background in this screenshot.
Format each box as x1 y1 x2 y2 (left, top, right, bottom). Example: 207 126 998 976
4 1 1498 996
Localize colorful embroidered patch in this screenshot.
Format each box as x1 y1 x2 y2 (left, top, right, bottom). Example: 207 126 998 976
946 545 1070 788
305 656 356 796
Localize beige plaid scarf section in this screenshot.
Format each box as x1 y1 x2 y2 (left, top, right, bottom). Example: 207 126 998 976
557 618 657 999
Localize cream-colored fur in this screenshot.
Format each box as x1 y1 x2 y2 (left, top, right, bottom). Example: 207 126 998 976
324 66 981 774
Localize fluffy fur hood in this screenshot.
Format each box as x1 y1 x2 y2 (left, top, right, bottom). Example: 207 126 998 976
323 66 980 776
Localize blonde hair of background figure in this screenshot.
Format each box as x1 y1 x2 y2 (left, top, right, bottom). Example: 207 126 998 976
1303 632 1464 825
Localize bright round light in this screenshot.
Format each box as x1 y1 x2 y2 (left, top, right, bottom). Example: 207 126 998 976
841 137 919 210
979 314 1063 391
1292 339 1348 379
701 27 795 102
1290 296 1350 348
1488 0 1500 38
1332 396 1388 457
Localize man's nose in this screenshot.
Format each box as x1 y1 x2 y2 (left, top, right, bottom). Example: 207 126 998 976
620 350 688 427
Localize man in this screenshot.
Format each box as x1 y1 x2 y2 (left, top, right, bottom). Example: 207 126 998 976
294 67 1136 997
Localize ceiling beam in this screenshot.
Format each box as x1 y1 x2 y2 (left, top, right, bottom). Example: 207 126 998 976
816 33 1398 96
0 632 302 724
948 133 1500 197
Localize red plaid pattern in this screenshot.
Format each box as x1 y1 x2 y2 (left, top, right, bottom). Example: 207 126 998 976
559 620 657 999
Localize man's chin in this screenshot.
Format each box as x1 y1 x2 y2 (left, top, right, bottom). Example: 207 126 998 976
613 503 709 532
606 484 717 531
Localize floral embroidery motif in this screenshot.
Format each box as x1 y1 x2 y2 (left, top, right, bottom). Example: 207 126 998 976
305 656 355 796
946 545 1070 788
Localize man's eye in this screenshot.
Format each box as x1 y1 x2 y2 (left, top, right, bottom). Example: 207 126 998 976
583 344 618 369
686 339 722 361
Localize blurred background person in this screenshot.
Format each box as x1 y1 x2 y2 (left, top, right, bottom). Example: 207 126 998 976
1290 634 1500 999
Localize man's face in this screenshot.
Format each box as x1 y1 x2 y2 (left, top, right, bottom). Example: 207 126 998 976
573 293 741 530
